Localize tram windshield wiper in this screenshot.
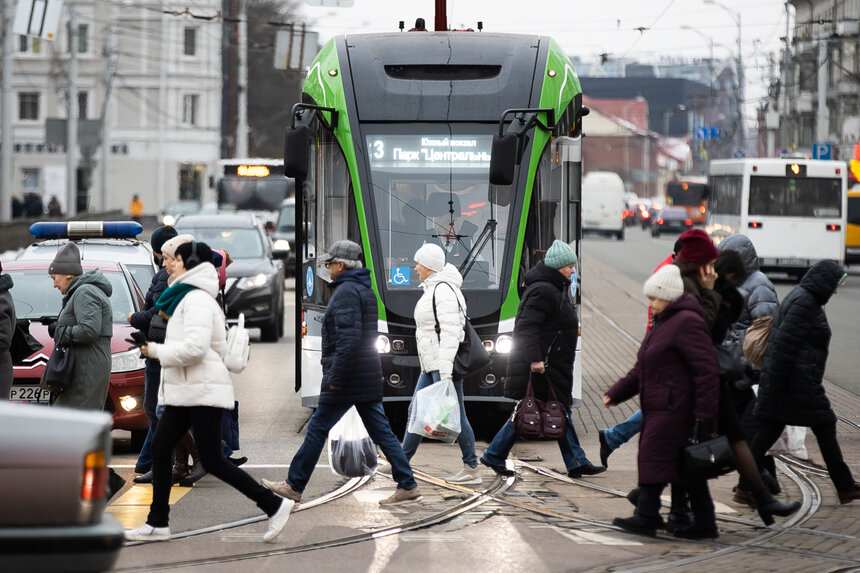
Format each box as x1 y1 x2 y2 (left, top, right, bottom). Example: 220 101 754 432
458 219 497 279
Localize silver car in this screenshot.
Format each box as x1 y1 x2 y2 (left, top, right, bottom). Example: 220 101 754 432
0 402 124 571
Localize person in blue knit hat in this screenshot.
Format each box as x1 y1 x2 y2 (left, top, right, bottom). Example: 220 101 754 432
481 240 606 478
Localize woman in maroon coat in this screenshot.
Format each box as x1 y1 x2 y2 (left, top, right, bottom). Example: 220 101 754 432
604 264 720 538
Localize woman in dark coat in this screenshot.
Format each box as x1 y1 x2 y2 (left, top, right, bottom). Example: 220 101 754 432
481 241 605 478
605 264 720 538
0 261 15 399
743 260 859 504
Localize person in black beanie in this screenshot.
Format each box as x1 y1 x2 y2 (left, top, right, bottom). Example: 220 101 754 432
128 225 178 482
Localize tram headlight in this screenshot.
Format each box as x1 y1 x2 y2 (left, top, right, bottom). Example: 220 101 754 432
376 335 391 354
495 335 513 354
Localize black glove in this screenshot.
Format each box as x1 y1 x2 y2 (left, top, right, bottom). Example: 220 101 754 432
47 321 58 338
125 330 148 348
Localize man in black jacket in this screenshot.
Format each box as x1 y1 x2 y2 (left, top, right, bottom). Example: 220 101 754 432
128 225 177 479
263 240 422 507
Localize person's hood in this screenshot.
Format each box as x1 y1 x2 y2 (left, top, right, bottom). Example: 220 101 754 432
718 234 759 273
421 263 463 291
799 259 843 305
170 262 219 297
66 269 113 300
653 292 702 323
0 274 12 292
523 262 570 291
332 268 372 289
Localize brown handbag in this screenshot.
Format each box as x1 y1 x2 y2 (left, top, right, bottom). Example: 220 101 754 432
512 375 568 440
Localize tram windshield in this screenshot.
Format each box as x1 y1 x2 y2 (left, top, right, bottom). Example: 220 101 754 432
365 128 511 291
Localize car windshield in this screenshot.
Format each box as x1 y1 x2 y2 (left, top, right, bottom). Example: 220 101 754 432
6 269 135 323
165 201 200 215
364 127 508 291
277 204 295 232
181 228 265 259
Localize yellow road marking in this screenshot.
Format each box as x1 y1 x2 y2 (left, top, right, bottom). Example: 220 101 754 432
106 484 193 528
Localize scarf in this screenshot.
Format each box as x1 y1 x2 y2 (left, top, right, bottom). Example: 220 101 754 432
155 283 198 320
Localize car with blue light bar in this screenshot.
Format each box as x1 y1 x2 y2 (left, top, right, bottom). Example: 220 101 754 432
0 402 124 572
5 259 148 445
174 213 286 341
18 221 157 293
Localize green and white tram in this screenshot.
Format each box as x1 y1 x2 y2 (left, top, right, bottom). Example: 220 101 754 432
285 31 588 413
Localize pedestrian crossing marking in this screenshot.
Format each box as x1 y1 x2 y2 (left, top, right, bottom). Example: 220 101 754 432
530 524 643 546
106 484 192 528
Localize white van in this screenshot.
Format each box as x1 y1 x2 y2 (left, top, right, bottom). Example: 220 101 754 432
583 171 626 240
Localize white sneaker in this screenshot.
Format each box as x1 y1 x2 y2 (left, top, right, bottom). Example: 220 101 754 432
263 499 295 543
446 464 483 486
124 524 171 542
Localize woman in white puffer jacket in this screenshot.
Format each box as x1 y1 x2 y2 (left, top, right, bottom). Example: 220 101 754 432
402 243 480 485
125 238 292 544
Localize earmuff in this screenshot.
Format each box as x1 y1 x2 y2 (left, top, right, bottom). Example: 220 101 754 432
185 240 201 267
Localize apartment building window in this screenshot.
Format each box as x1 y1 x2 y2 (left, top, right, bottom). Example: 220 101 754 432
78 91 88 119
67 23 89 54
18 92 40 120
18 35 42 54
182 94 199 125
184 27 197 56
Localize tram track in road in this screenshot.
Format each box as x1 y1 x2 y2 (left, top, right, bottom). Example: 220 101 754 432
115 474 513 571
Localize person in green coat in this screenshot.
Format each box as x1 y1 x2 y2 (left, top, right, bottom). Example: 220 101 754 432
47 242 113 411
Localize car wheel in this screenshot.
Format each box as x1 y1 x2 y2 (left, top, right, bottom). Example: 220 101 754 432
260 315 279 342
277 302 285 338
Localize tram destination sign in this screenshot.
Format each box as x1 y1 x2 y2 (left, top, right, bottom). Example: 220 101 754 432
366 135 492 170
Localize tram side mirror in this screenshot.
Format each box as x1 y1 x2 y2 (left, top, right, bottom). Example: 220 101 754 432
489 133 519 186
284 125 310 178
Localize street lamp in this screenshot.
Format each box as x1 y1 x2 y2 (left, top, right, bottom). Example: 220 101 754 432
704 0 743 149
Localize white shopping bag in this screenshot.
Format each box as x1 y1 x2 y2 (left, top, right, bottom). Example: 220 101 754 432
767 425 808 459
407 380 461 443
327 406 377 477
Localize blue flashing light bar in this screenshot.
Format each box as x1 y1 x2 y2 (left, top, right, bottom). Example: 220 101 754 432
30 221 143 240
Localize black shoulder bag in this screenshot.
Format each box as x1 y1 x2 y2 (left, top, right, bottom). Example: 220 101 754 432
41 344 75 394
432 283 491 379
10 319 43 362
681 421 735 482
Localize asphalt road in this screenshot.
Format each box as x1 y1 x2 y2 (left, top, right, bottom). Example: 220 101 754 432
583 225 860 396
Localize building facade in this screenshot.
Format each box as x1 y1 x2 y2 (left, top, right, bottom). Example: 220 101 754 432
3 0 221 215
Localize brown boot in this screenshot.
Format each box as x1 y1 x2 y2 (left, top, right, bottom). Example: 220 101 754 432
838 482 860 504
179 432 207 486
171 439 190 484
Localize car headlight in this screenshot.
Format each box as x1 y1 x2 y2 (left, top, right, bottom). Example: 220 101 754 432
495 334 513 354
112 348 146 373
272 239 291 251
377 335 391 354
237 273 273 290
162 214 176 226
119 395 140 412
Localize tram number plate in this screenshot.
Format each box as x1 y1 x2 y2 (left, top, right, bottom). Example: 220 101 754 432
777 258 804 266
10 385 51 404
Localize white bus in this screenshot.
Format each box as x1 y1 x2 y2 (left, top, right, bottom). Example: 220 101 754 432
208 158 294 213
707 158 847 277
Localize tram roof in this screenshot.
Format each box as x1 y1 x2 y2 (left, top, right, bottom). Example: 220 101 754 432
339 32 567 122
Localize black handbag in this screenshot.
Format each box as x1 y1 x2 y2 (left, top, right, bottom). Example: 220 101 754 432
148 313 168 343
41 344 75 394
432 283 491 379
715 342 744 384
10 319 43 363
512 375 568 440
681 421 735 482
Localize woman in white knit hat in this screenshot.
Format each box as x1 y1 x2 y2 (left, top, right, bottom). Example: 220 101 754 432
402 243 481 485
604 264 722 539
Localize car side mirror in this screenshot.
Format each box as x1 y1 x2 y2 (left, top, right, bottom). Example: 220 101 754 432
284 125 310 178
489 133 518 186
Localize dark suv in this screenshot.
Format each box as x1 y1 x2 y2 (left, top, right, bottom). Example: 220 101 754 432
175 213 286 341
270 197 295 274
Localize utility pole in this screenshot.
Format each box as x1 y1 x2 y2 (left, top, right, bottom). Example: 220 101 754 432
100 7 117 210
434 0 447 31
157 3 167 211
781 1 791 149
736 11 744 150
816 39 828 141
1 0 14 222
236 0 247 157
67 8 79 217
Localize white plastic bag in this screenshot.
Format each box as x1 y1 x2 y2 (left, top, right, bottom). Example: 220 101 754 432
327 406 377 477
407 379 461 443
224 313 250 373
767 425 809 459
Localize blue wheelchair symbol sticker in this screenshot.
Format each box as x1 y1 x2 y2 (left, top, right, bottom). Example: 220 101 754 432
306 266 315 296
390 266 410 286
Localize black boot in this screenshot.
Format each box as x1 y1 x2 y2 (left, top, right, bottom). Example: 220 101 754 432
626 487 640 507
178 432 207 487
613 515 663 537
761 468 781 495
754 489 801 526
667 509 694 533
673 521 719 539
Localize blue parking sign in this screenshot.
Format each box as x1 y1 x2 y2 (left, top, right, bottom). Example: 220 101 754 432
390 266 410 286
813 142 832 160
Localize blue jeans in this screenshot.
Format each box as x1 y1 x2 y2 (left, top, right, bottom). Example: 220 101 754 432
482 409 590 471
136 359 163 469
287 401 417 492
402 371 478 468
602 410 643 450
